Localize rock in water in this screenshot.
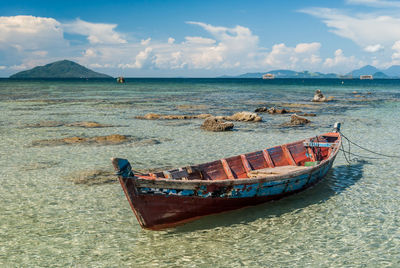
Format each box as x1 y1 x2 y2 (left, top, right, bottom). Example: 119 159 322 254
255 106 300 114
31 134 133 146
312 89 327 102
289 114 310 125
301 113 317 117
135 113 212 120
267 107 288 114
254 107 268 112
201 117 234 131
66 121 112 128
224 111 262 122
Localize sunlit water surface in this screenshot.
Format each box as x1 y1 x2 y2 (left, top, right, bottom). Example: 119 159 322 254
0 78 399 267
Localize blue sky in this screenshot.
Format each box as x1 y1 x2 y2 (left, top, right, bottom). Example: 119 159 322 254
1 0 400 77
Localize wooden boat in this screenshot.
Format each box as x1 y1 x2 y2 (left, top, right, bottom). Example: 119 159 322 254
112 124 342 230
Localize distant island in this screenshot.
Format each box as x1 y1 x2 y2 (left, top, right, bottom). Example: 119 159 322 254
9 60 112 79
224 65 400 79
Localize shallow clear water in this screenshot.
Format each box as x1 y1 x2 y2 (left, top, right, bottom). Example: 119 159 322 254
0 78 399 267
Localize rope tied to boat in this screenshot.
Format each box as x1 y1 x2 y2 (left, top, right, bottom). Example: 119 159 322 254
338 130 400 164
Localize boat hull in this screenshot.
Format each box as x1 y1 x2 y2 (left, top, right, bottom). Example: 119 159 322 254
119 156 336 230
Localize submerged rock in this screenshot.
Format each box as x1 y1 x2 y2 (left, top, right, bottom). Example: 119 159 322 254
279 103 316 108
255 106 301 114
222 111 262 122
136 113 162 120
67 170 117 185
25 121 64 127
176 104 209 110
66 121 113 128
25 121 113 128
134 138 161 146
32 134 133 146
268 107 287 114
254 107 268 113
201 117 234 132
135 113 212 120
290 114 311 125
24 161 60 170
300 112 317 117
136 112 261 122
282 114 311 126
196 114 213 119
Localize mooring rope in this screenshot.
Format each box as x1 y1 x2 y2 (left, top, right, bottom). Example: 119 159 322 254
339 131 400 159
340 138 353 164
339 148 383 160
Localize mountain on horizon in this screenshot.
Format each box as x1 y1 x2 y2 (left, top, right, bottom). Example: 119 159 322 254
346 65 380 77
10 60 112 79
383 65 400 77
226 64 400 79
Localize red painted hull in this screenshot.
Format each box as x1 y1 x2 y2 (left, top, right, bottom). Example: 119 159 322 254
113 131 341 230
119 171 326 230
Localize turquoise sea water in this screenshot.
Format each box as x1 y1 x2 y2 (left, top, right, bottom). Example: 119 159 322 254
0 78 399 267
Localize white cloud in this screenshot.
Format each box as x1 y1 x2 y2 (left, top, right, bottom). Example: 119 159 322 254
184 36 216 45
323 49 361 71
301 8 400 47
141 38 151 46
167 37 175 44
32 50 48 57
364 44 384 52
264 42 322 70
0 15 65 50
391 40 400 59
184 21 260 69
115 21 262 71
62 18 126 44
0 66 6 70
0 15 382 76
295 42 321 53
83 48 97 57
119 47 153 69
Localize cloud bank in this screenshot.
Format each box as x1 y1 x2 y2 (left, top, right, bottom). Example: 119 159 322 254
0 13 397 76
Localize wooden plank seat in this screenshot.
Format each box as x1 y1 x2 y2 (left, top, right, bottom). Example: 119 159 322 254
247 165 309 178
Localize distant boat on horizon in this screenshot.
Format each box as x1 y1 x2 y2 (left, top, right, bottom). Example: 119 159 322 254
117 76 125 83
262 73 275 79
360 75 373 80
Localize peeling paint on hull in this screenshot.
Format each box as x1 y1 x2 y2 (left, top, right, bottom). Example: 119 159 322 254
119 158 335 230
113 132 341 230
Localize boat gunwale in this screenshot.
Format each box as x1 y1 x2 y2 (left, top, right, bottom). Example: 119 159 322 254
126 132 341 188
